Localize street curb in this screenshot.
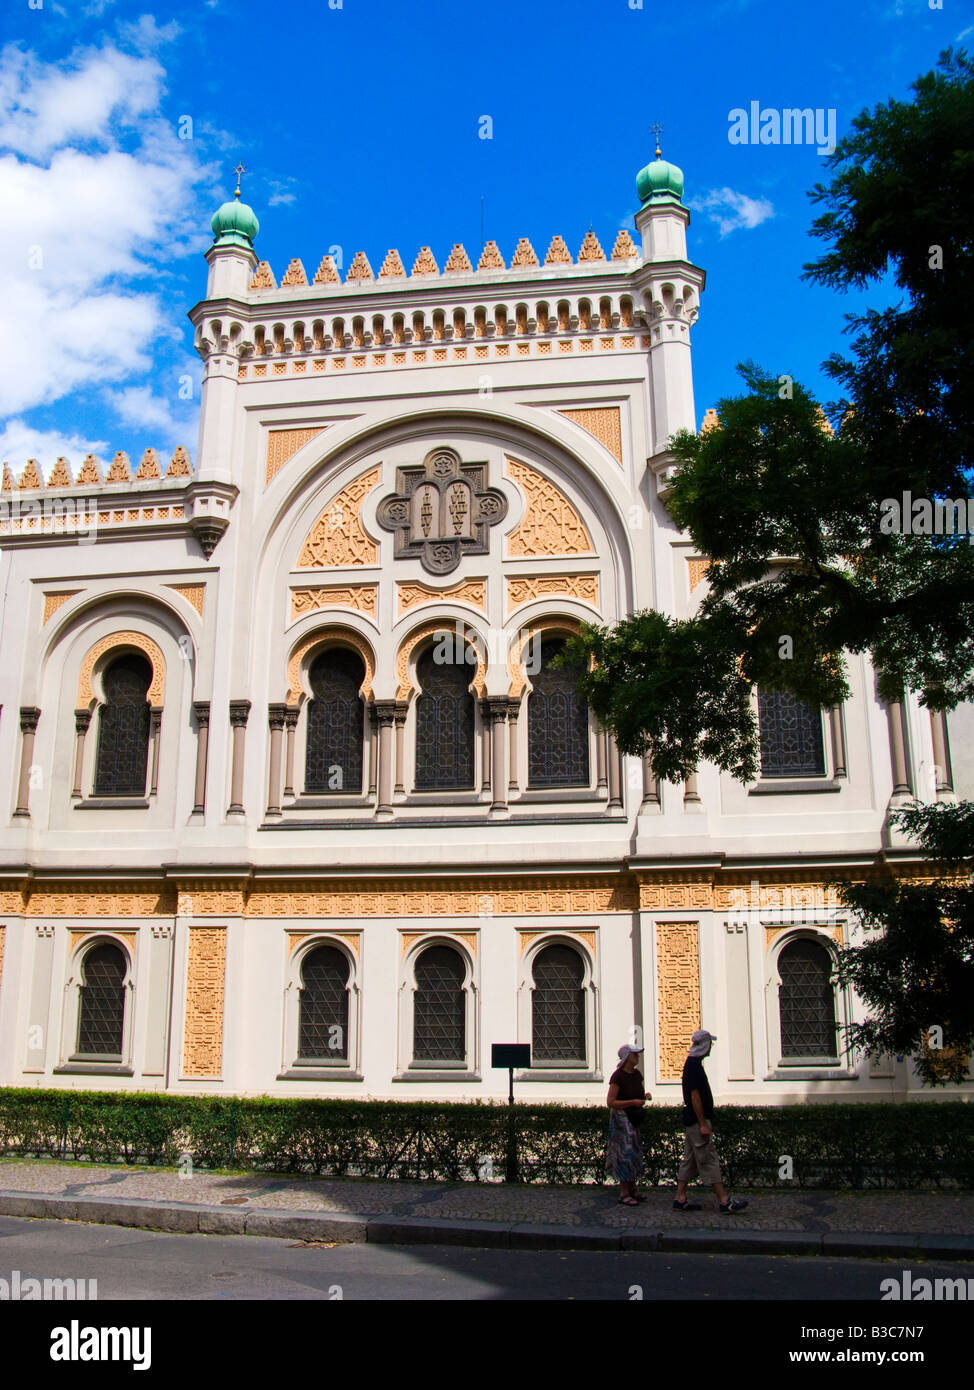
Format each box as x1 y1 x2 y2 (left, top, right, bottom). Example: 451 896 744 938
1 1189 973 1259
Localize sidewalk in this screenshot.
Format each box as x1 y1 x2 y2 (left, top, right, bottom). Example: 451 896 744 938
2 1158 972 1258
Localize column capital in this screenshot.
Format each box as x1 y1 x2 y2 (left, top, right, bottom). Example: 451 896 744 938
229 699 252 728
19 706 40 734
487 697 510 723
373 699 398 726
74 708 92 734
192 700 211 728
268 702 288 731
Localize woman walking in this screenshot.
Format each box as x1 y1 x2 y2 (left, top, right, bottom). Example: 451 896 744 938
606 1043 651 1205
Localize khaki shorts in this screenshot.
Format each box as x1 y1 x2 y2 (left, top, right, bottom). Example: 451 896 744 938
677 1122 721 1186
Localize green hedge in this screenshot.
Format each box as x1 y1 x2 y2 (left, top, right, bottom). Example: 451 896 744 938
0 1089 971 1187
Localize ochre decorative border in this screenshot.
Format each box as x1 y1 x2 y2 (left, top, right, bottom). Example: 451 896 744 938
266 427 326 485
656 921 701 1081
400 930 479 958
287 627 376 705
506 574 599 615
396 618 486 700
290 585 378 622
517 928 597 957
504 458 593 558
287 929 361 958
396 579 487 617
166 584 205 616
68 929 137 957
43 591 81 624
182 926 226 1078
507 615 583 698
77 632 166 707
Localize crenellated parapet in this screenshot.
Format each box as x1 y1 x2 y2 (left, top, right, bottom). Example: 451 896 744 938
1 447 194 492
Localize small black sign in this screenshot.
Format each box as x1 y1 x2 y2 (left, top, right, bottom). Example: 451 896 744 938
491 1043 531 1069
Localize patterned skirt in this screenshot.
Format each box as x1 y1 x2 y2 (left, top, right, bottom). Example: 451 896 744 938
605 1110 644 1183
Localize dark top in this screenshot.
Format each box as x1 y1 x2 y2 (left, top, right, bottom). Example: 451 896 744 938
609 1066 645 1112
681 1056 714 1126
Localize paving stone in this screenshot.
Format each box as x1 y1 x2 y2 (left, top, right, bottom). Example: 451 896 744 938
245 1210 367 1243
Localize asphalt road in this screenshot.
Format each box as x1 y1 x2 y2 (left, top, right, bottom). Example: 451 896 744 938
1 1214 972 1301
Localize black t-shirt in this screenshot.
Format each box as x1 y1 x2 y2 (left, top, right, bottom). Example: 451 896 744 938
609 1066 645 1113
681 1056 714 1126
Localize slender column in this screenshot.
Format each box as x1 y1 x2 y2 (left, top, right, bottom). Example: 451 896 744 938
507 698 520 792
374 700 397 816
595 726 607 793
479 699 491 792
888 699 911 795
266 703 287 817
394 704 407 795
488 699 509 813
367 706 378 797
829 706 847 779
192 701 210 813
683 769 701 805
640 751 660 808
149 708 163 796
72 709 91 799
283 707 298 796
227 699 251 815
14 707 40 818
930 709 953 794
607 733 623 811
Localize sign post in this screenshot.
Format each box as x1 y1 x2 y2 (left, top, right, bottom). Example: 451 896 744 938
491 1043 530 1182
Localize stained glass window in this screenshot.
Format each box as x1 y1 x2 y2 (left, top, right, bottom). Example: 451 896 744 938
528 639 589 788
298 945 350 1061
94 654 152 796
306 648 365 794
758 689 826 777
778 938 838 1059
76 943 125 1057
413 945 466 1063
414 646 475 790
532 944 586 1062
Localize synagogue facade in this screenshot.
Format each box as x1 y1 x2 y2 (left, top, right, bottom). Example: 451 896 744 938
0 151 969 1103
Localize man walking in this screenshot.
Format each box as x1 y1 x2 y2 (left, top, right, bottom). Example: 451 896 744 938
673 1029 749 1214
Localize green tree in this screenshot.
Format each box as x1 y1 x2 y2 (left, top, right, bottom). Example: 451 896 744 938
834 803 974 1085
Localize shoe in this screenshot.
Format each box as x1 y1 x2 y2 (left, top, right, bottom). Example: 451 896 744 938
673 1198 702 1211
618 1195 639 1206
719 1198 749 1214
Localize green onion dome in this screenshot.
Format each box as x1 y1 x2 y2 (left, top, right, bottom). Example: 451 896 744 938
210 195 259 248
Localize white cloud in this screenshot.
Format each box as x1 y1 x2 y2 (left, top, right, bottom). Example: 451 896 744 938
0 41 217 417
267 177 298 207
103 383 199 447
0 418 108 479
118 15 182 53
689 186 774 237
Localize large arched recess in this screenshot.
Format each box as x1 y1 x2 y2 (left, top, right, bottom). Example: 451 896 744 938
246 401 640 707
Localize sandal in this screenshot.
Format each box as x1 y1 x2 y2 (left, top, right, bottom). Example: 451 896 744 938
617 1195 639 1206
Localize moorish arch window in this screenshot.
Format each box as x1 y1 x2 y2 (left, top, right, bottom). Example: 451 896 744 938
527 638 589 788
305 647 365 794
414 645 475 791
758 688 826 778
94 653 152 795
531 943 586 1063
297 945 350 1062
778 937 838 1060
412 944 466 1064
76 942 126 1058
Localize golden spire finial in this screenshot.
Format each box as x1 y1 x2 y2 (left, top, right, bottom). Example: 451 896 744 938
650 122 664 159
233 163 246 199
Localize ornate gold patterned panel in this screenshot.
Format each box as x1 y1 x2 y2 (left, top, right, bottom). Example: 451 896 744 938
764 924 844 951
166 584 205 616
77 632 166 707
176 890 246 916
287 929 361 957
656 922 701 1081
400 930 478 958
396 618 486 700
245 877 636 918
42 591 81 624
182 926 226 1078
505 574 599 614
266 428 326 485
27 887 175 916
639 880 713 911
289 585 378 622
396 579 487 617
557 408 623 464
297 466 381 567
687 557 709 593
68 929 137 958
507 615 582 698
518 928 597 957
286 627 376 705
504 458 593 557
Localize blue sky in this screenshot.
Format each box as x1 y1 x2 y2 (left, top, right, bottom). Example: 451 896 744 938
1 0 969 475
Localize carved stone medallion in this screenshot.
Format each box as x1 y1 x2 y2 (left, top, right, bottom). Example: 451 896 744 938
375 446 507 575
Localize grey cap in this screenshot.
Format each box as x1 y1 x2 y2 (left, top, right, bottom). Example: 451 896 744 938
688 1029 716 1058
